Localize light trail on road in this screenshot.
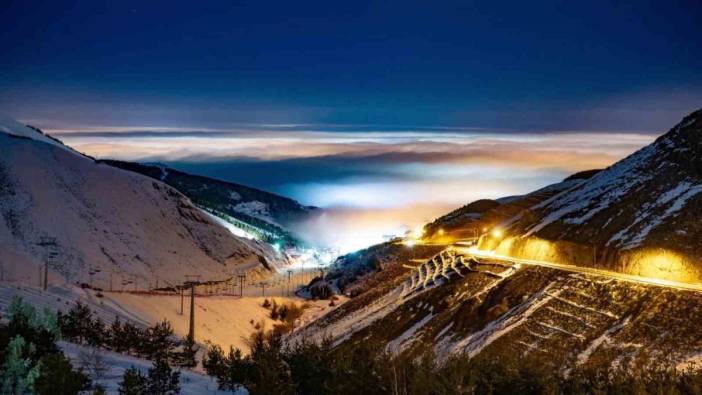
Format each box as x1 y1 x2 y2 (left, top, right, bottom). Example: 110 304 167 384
455 247 702 293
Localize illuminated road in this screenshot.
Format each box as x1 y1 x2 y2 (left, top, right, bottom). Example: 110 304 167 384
457 247 702 293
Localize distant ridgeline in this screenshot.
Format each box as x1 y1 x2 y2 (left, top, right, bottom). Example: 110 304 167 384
102 160 315 248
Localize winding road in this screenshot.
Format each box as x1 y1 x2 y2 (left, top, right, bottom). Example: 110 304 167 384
458 247 702 293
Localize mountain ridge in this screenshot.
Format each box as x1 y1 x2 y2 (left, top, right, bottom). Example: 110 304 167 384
0 115 286 287
294 109 702 372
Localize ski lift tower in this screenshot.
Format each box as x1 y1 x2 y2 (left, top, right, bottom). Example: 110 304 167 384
184 275 201 343
37 237 58 291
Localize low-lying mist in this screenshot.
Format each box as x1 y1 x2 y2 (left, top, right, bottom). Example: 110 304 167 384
55 126 657 253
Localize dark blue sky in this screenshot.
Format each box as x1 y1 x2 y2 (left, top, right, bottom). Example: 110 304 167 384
1 0 701 131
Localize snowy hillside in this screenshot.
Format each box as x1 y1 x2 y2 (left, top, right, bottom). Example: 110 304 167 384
293 251 702 372
497 109 702 281
102 160 316 248
0 115 286 288
294 109 702 370
60 342 241 394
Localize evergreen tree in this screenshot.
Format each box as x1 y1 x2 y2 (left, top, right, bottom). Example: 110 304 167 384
34 353 90 395
175 337 198 368
285 338 335 395
118 367 148 395
86 316 107 348
201 343 226 381
108 316 128 353
246 332 293 395
6 297 59 358
0 336 39 395
143 320 177 360
224 347 250 391
147 355 180 395
120 322 144 355
58 302 94 344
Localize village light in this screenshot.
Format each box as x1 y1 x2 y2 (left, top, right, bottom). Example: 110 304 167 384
411 225 424 239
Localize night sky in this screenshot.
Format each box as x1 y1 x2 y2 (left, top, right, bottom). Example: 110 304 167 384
1 0 700 250
1 0 700 129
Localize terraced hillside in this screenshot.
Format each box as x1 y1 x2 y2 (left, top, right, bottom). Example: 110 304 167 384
294 250 702 371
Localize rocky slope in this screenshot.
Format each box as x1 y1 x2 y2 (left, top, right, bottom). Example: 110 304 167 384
0 114 285 288
294 109 702 371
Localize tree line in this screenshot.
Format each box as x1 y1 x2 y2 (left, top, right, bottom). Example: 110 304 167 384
58 302 197 368
202 330 702 395
0 298 184 394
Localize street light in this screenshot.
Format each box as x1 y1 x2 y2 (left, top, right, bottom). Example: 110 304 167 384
491 228 503 239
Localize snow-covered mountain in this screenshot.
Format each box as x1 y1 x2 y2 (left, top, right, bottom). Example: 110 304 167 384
486 109 702 282
0 114 286 288
102 160 316 248
294 109 702 372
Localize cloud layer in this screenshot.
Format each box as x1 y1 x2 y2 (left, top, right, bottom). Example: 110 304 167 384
54 127 656 251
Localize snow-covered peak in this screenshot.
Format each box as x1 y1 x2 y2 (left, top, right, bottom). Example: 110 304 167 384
0 113 76 153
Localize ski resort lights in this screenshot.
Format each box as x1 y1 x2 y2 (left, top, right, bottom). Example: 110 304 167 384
634 249 696 284
403 225 425 247
411 225 425 239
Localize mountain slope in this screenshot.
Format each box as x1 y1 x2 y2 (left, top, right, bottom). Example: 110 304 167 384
101 160 315 247
489 109 702 282
294 109 702 372
0 116 285 288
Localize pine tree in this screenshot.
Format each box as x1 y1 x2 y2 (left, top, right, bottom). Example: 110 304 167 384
33 353 90 395
224 346 250 391
121 322 143 355
0 336 36 394
147 355 180 395
144 320 176 360
202 343 226 380
175 336 198 368
246 332 293 395
118 367 148 395
86 316 106 348
58 302 93 344
5 297 59 358
109 316 127 353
